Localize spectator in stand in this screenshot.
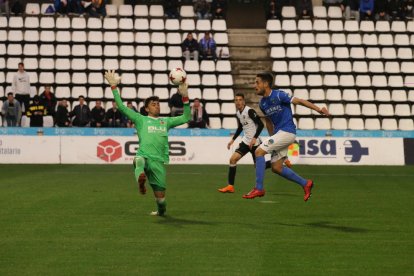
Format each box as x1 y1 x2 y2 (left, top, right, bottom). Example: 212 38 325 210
26 95 47 127
1 92 21 127
387 0 403 20
182 32 199 61
359 0 374 20
70 95 91 127
296 0 313 18
12 62 31 113
39 85 57 117
164 0 179 18
169 90 184 116
265 0 282 19
343 0 360 20
123 101 138 128
54 0 78 15
90 100 106 127
79 0 106 17
403 0 414 19
106 101 122 127
323 0 344 7
199 32 217 61
194 0 211 19
0 0 10 15
374 0 387 20
139 105 148 116
55 99 71 127
211 0 227 19
188 98 209 128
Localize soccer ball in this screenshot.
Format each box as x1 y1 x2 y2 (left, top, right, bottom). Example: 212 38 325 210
169 68 187 85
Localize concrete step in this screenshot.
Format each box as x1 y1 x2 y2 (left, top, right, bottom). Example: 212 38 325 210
231 60 272 75
229 46 269 60
228 29 268 47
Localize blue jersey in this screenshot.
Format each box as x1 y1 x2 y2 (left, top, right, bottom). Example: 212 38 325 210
259 89 296 135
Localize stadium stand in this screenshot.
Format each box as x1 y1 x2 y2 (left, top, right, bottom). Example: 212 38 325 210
0 4 234 128
267 5 414 131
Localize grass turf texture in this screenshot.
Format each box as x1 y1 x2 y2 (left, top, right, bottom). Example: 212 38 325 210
0 165 413 275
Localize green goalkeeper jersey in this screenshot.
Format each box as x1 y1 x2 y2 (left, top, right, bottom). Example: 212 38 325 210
112 88 191 163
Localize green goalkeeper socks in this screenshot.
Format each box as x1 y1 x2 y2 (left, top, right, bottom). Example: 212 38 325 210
133 156 146 182
156 198 166 216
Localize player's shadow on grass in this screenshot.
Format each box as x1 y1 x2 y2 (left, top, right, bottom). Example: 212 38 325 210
276 221 369 233
155 216 217 228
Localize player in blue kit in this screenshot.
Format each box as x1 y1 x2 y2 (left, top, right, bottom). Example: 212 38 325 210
243 72 330 201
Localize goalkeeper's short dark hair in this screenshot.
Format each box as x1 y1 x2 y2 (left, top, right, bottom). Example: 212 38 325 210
256 72 274 88
235 93 244 99
144 96 160 107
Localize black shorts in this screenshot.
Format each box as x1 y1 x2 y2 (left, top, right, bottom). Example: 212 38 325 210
235 141 259 163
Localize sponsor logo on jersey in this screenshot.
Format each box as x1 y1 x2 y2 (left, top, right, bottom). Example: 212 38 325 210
148 126 167 133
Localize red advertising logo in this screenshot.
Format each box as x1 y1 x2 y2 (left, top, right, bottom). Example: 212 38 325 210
97 139 122 162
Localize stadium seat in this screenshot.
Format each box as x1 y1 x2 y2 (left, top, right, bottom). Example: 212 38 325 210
151 32 166 44
56 30 71 43
196 20 211 32
205 103 220 115
135 19 149 31
87 17 102 30
298 118 315 130
106 4 118 17
167 46 182 58
209 117 222 129
391 21 406 33
218 88 234 101
134 5 148 17
266 19 281 32
395 104 411 117
150 18 164 31
382 118 398 130
331 118 347 130
149 5 164 17
313 6 327 18
154 87 169 100
203 88 218 101
168 60 183 71
281 6 297 18
222 117 238 129
202 74 217 87
72 86 88 99
180 5 195 17
39 59 55 71
314 118 331 129
348 118 364 130
151 46 167 58
399 119 414 131
298 19 313 32
391 90 408 102
119 4 133 16
329 103 345 116
165 19 180 31
188 88 202 100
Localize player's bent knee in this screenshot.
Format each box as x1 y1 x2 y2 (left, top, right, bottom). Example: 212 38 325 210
134 156 145 168
271 163 283 174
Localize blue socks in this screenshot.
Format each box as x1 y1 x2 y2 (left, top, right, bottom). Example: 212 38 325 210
280 167 307 187
255 156 266 190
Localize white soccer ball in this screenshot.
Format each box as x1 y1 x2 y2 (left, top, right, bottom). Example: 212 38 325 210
169 68 187 85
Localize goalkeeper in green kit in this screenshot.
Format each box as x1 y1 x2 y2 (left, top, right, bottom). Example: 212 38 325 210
104 70 191 216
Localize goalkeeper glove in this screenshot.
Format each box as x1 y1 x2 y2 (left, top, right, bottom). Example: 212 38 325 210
104 70 121 88
178 82 189 103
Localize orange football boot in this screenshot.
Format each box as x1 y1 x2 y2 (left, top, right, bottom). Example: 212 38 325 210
218 185 235 193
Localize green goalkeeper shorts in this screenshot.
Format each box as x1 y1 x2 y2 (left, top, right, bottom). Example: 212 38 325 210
144 158 166 191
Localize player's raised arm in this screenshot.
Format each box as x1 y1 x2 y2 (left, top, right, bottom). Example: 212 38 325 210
291 97 330 116
104 70 140 121
167 83 191 128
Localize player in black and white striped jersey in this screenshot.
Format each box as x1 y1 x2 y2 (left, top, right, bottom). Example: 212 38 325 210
218 93 291 193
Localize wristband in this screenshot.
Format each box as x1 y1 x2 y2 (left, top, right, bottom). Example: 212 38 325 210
111 85 117 90
182 96 189 103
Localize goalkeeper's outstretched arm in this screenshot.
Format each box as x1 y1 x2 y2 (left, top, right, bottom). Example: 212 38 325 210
168 83 191 128
104 70 141 121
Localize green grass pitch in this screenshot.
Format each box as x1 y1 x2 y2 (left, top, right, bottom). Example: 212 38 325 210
1 164 414 275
